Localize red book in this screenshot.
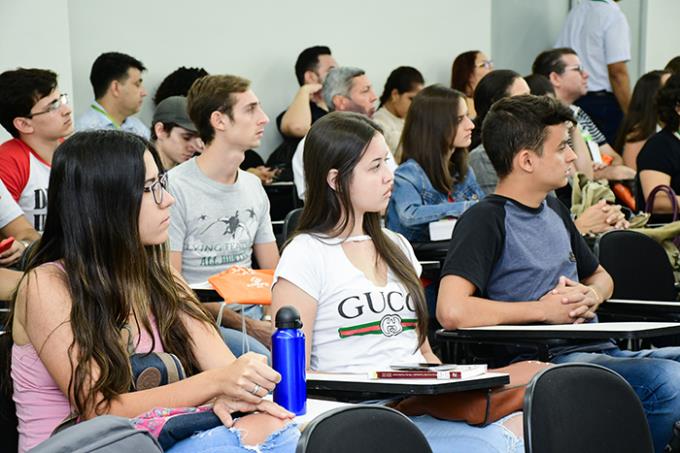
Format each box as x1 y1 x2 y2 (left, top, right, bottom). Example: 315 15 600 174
368 365 487 380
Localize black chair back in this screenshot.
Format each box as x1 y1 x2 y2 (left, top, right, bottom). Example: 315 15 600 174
282 208 303 243
595 229 677 300
296 405 431 453
524 363 653 453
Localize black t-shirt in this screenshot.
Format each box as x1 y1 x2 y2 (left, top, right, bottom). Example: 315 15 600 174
266 102 328 180
635 129 680 211
441 194 610 362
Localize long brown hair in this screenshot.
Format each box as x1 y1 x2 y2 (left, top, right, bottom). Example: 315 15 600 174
6 131 216 417
401 84 469 194
450 50 480 96
292 111 428 348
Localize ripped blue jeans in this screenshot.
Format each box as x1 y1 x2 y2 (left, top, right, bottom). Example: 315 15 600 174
166 421 299 453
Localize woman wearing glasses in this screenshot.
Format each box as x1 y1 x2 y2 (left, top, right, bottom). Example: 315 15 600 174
450 50 493 120
4 130 298 452
272 112 523 453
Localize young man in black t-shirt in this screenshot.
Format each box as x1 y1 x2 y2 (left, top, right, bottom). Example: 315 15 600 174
437 95 680 452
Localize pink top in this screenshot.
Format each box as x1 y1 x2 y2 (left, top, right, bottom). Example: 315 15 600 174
11 264 165 452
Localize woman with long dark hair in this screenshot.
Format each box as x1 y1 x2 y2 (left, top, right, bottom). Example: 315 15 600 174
373 66 424 160
6 130 297 452
385 85 483 242
450 50 493 119
614 70 670 170
271 112 523 453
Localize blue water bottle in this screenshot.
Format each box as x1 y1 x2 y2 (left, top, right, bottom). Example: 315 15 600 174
272 306 307 415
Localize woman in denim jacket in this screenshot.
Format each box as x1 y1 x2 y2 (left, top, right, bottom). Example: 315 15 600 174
386 85 484 242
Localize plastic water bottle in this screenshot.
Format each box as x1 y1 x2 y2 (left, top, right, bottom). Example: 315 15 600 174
272 306 307 415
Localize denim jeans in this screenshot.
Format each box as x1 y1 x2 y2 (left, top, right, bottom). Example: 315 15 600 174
219 327 270 363
553 346 680 453
166 422 299 453
409 413 524 453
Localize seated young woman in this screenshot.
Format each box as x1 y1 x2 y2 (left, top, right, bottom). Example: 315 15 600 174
373 66 424 161
385 85 484 242
636 73 680 215
271 111 524 453
614 70 671 170
6 130 298 452
450 50 493 120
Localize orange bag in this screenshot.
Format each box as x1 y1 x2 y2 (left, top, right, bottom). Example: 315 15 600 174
207 266 274 305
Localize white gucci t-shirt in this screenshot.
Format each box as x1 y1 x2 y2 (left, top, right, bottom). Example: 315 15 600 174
273 229 425 373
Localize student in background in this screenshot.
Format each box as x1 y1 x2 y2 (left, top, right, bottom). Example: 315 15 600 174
636 73 680 214
0 68 73 233
373 66 424 161
450 50 493 119
5 130 296 452
385 85 483 243
76 52 149 138
272 111 523 453
614 70 671 170
150 96 203 170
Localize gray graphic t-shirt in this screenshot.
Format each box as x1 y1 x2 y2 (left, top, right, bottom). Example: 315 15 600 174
168 158 275 285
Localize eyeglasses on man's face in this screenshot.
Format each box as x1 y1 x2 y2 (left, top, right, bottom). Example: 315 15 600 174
25 93 69 118
564 64 586 74
143 172 169 205
477 60 493 69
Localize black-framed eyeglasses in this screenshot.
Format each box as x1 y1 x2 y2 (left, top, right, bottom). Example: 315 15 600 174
564 64 585 74
25 93 69 118
476 60 493 69
143 172 168 205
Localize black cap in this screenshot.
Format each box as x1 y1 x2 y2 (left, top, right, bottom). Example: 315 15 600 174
275 306 303 329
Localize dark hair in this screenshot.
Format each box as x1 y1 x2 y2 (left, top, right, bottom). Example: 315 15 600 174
532 47 576 77
657 73 680 132
524 73 556 97
666 56 680 75
471 70 522 150
7 130 215 416
0 68 57 137
482 95 575 178
293 111 428 348
401 85 469 193
294 46 332 86
187 74 250 144
90 52 146 100
378 66 425 107
450 50 479 96
154 66 209 105
150 121 178 141
614 70 669 151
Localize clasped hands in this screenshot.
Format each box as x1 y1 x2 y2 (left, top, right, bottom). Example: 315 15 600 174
539 276 601 325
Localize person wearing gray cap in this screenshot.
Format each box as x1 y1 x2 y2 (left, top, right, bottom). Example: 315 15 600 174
151 96 203 169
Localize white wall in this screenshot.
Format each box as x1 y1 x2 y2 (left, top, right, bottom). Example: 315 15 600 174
491 0 570 76
642 0 680 72
67 0 492 158
0 0 74 142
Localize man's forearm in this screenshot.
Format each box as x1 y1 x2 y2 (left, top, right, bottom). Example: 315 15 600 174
608 62 631 112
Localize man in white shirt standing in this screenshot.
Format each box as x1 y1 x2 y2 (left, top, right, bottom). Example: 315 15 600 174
556 0 631 145
76 52 149 139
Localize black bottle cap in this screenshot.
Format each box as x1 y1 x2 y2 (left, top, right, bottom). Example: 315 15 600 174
275 306 303 329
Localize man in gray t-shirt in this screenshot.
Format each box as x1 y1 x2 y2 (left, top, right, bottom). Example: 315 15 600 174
169 74 278 352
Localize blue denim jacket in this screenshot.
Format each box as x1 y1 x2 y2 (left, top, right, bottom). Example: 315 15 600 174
386 159 485 242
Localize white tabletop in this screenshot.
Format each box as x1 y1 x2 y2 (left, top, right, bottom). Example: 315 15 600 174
606 299 680 307
460 321 680 332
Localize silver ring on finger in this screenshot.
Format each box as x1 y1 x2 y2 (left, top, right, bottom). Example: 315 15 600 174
250 383 261 395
